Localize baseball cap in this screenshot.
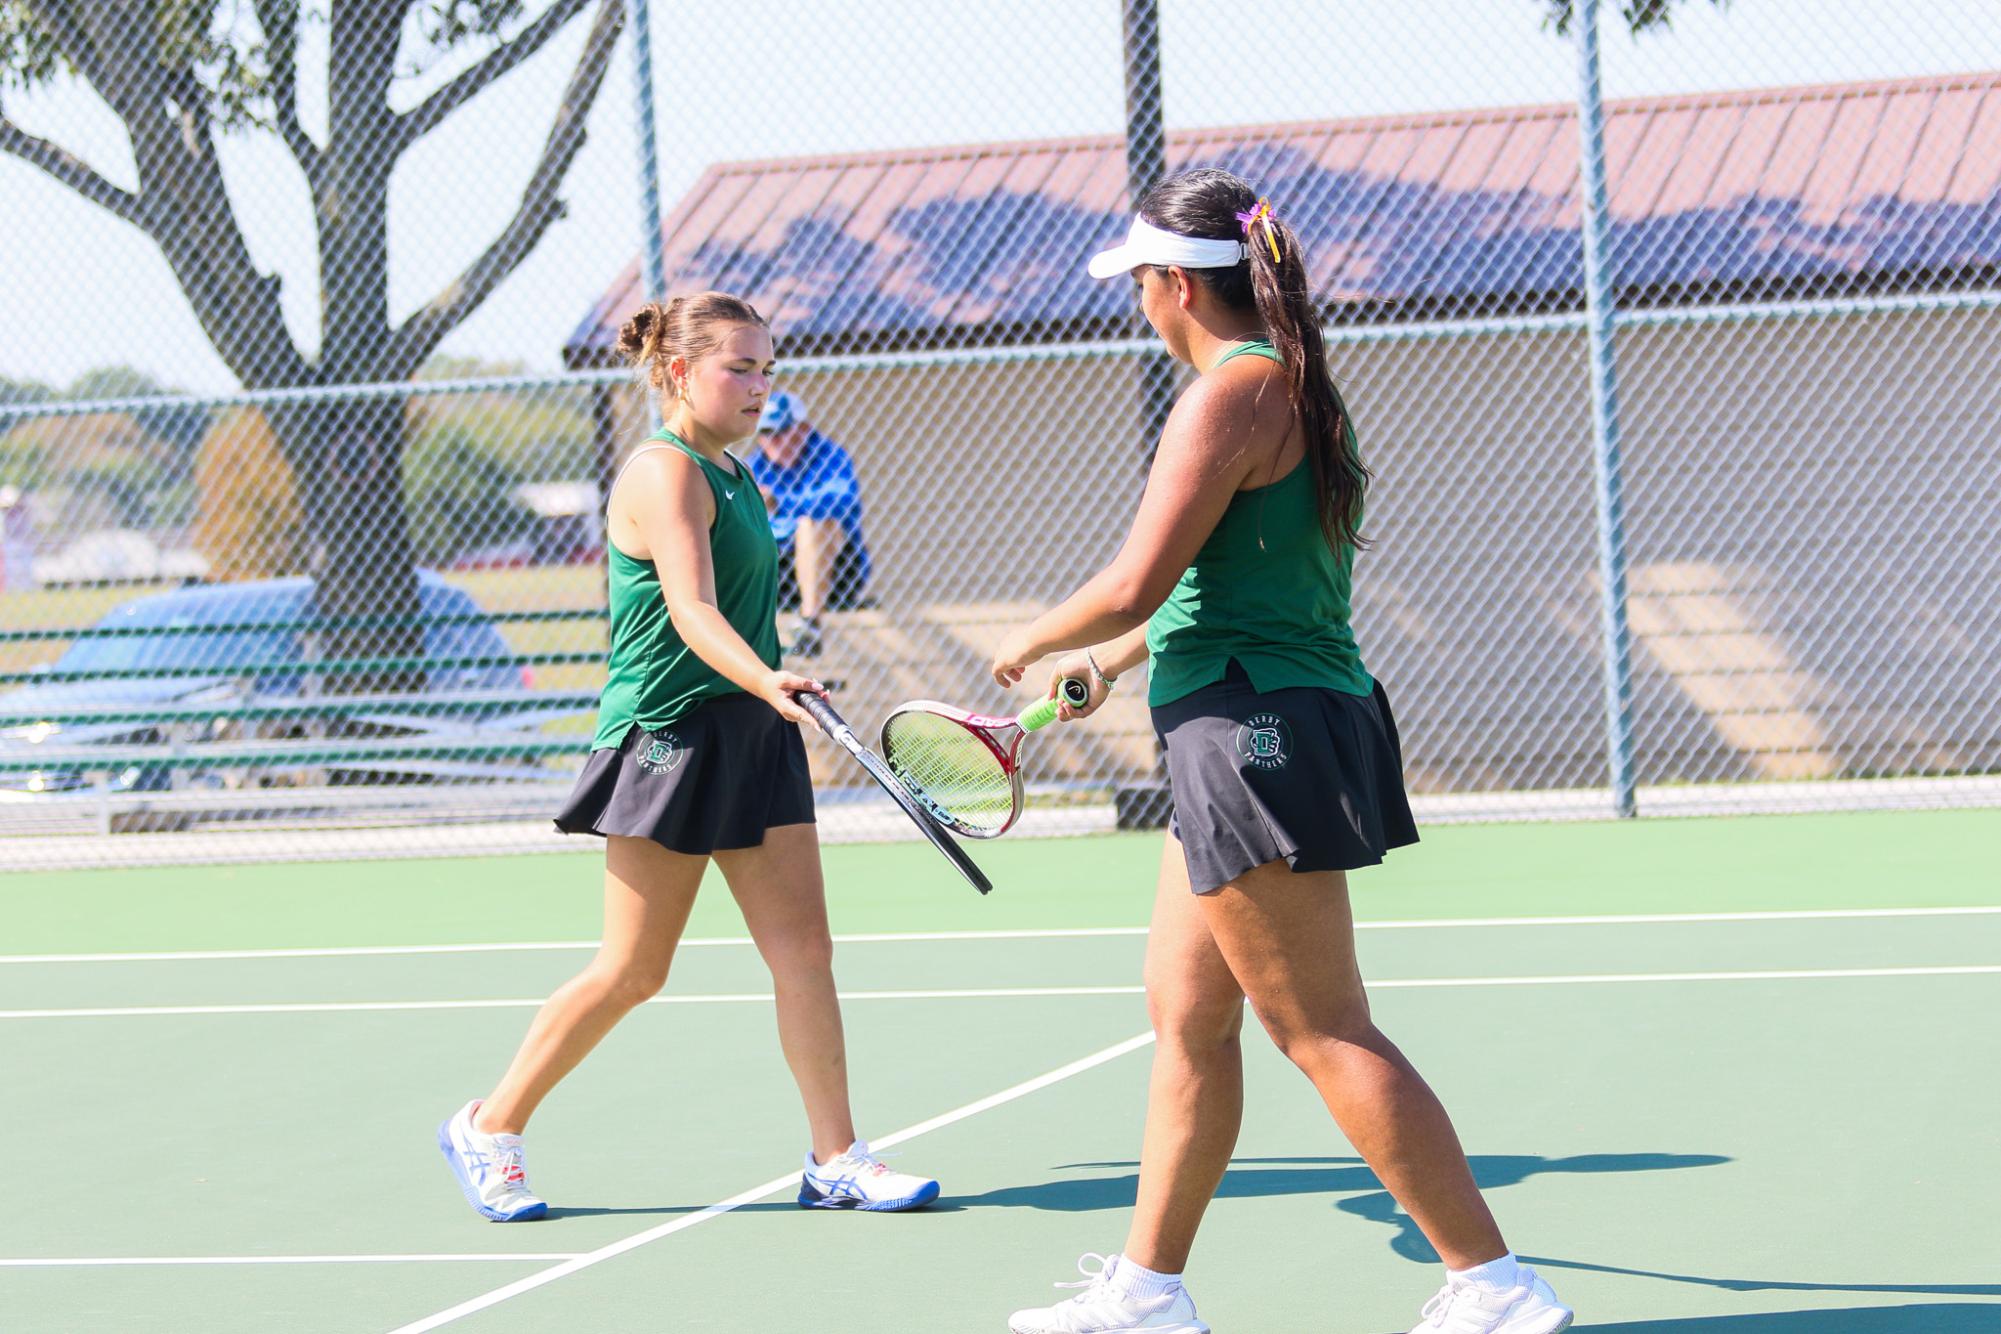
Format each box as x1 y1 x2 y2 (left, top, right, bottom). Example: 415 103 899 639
758 390 807 433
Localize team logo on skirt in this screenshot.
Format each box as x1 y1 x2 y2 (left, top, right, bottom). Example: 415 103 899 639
637 730 684 775
1235 712 1293 770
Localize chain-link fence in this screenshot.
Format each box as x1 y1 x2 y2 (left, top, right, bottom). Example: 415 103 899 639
2 1 1996 869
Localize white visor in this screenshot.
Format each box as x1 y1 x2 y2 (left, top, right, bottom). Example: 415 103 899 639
1086 216 1247 279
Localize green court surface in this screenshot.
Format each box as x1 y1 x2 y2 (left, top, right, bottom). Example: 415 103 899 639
3 809 1997 1332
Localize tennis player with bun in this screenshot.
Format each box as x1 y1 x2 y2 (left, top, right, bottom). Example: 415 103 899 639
438 292 938 1222
992 170 1572 1334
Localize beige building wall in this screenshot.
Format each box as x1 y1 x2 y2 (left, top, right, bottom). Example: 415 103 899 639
602 304 1999 796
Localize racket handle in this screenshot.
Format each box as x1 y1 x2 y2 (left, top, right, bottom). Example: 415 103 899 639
793 690 993 894
1019 677 1092 733
793 691 853 746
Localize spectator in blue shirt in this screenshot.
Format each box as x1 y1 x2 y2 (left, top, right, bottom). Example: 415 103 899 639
746 391 871 657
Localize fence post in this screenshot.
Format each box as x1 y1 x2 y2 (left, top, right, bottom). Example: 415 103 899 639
1122 0 1178 466
602 0 669 538
625 0 667 309
1115 0 1179 830
1573 0 1639 818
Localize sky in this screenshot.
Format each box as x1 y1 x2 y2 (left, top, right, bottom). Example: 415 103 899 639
0 0 1994 397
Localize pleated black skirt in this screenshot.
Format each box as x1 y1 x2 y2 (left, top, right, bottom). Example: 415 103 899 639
1153 660 1419 894
554 692 815 855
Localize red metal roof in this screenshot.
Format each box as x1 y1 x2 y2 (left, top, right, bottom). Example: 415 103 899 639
566 72 2001 363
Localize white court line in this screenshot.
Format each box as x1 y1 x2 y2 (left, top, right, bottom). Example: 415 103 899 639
6 966 1998 1020
0 927 1143 965
7 906 1998 965
0 987 1148 1019
1373 965 2001 987
0 1254 582 1268
12 962 1999 1290
385 1029 1159 1334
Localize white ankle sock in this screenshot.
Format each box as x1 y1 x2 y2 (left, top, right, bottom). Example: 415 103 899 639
1449 1252 1523 1293
1108 1255 1181 1301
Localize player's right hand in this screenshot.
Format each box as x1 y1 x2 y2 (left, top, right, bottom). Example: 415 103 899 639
761 670 826 725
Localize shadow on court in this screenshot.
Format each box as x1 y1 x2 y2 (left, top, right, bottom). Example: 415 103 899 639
1335 1153 1732 1262
1522 1256 2001 1303
542 1200 973 1220
542 1205 702 1220
956 1151 1726 1248
1575 1306 2001 1331
538 1153 1707 1226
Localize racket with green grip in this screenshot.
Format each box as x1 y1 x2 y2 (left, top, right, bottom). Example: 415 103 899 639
878 677 1093 839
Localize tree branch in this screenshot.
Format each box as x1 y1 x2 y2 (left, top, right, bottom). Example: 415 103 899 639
251 0 320 177
0 116 154 230
54 3 304 386
69 3 179 171
392 0 597 153
22 0 95 74
27 0 133 117
386 0 622 374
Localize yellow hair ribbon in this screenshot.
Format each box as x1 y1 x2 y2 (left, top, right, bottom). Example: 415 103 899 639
1248 198 1282 263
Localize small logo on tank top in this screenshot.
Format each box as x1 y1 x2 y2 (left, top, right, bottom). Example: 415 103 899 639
638 730 684 775
1235 712 1293 770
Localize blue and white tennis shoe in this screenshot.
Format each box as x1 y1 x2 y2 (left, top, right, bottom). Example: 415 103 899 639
437 1099 547 1222
797 1139 939 1211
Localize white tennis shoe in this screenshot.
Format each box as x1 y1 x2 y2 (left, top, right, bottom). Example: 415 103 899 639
797 1139 940 1211
1007 1254 1210 1333
437 1099 547 1222
1408 1265 1574 1333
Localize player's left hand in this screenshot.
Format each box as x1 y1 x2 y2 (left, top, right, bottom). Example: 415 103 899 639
991 628 1043 688
1047 651 1109 720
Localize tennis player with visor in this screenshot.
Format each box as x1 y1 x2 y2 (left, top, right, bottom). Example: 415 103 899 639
991 169 1574 1334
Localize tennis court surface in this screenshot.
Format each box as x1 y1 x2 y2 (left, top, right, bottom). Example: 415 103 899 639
5 808 1997 1332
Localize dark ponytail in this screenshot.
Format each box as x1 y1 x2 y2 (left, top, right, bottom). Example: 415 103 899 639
1138 167 1370 551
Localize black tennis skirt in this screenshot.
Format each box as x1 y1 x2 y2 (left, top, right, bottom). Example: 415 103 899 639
554 692 815 855
1153 660 1418 894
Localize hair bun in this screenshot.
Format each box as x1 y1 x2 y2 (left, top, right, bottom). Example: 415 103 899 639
615 303 662 365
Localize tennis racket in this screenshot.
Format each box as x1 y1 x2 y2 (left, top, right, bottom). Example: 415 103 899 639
878 677 1092 839
791 691 993 895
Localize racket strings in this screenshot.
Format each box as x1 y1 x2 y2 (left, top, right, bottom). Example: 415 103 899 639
880 712 1017 836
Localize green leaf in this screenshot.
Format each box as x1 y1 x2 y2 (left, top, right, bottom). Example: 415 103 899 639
0 4 68 92
1541 0 1732 37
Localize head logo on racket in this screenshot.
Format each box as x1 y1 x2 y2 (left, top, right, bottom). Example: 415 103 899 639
1236 712 1292 770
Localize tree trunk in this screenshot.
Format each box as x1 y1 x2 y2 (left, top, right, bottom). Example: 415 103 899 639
277 3 418 689
270 395 425 692
3 2 623 687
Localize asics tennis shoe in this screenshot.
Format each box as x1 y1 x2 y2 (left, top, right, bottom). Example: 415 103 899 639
797 1139 939 1211
437 1099 547 1222
1008 1253 1210 1333
1408 1264 1573 1333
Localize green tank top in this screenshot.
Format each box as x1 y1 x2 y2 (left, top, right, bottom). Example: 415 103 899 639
1145 338 1374 707
590 431 781 748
